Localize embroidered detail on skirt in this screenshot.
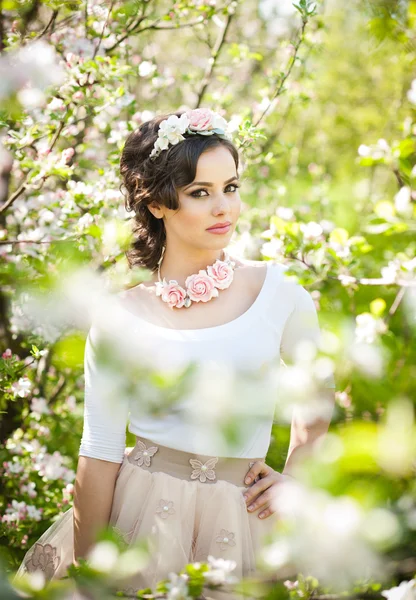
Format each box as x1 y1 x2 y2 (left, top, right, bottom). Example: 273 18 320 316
132 440 159 467
155 499 175 519
215 529 236 551
25 543 61 578
189 457 218 482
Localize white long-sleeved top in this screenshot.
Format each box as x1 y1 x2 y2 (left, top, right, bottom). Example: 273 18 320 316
78 262 336 463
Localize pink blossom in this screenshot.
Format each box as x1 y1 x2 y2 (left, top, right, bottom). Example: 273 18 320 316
206 260 234 290
157 281 187 309
185 271 219 303
65 52 80 67
186 108 214 132
2 348 12 359
4 460 24 475
61 148 74 164
47 97 65 112
65 395 77 411
21 482 37 498
38 148 51 159
62 483 74 503
30 397 51 416
72 91 84 102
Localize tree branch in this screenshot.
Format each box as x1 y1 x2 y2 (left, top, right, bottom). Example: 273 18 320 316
194 2 237 107
0 114 67 214
92 0 116 59
36 8 59 39
253 17 308 129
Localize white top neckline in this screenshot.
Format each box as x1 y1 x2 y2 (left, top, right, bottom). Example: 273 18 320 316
116 261 275 340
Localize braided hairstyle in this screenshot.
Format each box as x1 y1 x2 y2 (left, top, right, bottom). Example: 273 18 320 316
119 110 240 272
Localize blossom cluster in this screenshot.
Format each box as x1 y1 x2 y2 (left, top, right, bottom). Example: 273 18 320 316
1 500 43 524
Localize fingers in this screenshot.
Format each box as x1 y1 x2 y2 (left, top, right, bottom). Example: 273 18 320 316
243 462 285 520
243 474 274 507
246 486 274 516
244 460 270 485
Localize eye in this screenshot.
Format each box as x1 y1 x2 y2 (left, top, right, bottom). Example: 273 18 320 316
190 183 241 198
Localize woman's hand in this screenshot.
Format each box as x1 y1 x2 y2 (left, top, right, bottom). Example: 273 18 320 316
243 460 295 520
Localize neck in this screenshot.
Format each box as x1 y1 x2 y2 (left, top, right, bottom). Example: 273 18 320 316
156 246 226 286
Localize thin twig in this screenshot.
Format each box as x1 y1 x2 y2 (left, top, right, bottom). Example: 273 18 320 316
36 8 59 39
386 286 407 321
105 5 213 53
0 238 81 245
195 2 237 107
104 0 153 53
0 115 67 214
49 375 67 405
253 16 308 129
92 0 116 59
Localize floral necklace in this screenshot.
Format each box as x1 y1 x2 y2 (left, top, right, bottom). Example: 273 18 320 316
155 246 236 309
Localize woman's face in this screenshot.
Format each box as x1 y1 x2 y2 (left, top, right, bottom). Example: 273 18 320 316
156 145 242 253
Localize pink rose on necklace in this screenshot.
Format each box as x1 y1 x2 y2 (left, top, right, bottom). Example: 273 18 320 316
206 260 234 290
156 280 187 309
185 270 219 303
186 108 213 132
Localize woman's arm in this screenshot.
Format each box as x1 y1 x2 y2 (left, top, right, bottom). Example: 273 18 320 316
282 387 335 477
73 456 121 562
74 322 130 562
279 282 337 476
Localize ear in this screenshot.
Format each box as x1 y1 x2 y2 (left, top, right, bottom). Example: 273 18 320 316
147 201 164 220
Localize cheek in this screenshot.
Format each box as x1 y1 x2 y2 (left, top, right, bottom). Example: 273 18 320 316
168 197 207 231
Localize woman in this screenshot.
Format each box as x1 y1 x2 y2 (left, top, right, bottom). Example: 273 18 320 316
15 108 336 597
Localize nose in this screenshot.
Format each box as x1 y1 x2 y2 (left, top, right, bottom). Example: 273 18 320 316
212 192 230 216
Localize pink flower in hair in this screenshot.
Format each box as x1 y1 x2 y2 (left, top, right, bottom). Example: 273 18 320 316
185 271 219 303
186 108 214 132
207 260 234 290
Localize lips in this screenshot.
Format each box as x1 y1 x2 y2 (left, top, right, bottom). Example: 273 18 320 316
206 223 232 235
206 221 231 231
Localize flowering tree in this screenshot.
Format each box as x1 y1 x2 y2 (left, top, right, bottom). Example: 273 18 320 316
0 0 415 598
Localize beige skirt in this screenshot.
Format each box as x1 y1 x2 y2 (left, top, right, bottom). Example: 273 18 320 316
14 436 277 598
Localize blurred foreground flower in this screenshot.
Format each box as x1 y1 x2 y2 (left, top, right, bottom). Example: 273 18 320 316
0 40 65 104
260 478 386 592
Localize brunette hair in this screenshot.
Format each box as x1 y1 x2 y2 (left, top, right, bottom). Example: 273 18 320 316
119 110 241 272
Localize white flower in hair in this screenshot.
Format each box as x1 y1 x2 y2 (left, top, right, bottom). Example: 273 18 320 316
149 108 231 160
150 113 190 159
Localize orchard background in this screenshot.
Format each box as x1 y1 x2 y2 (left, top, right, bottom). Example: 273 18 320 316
0 0 415 599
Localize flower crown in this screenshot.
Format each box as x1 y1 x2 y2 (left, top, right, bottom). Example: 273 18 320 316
149 108 232 160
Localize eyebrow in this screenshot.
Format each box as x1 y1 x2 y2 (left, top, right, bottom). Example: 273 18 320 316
183 176 239 190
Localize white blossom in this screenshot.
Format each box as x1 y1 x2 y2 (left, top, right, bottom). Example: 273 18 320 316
260 238 284 259
381 580 416 600
26 505 43 521
203 555 238 585
30 397 51 416
276 206 294 220
11 377 32 398
394 187 413 217
300 221 323 240
138 61 157 77
355 313 387 344
166 572 191 600
407 80 416 105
